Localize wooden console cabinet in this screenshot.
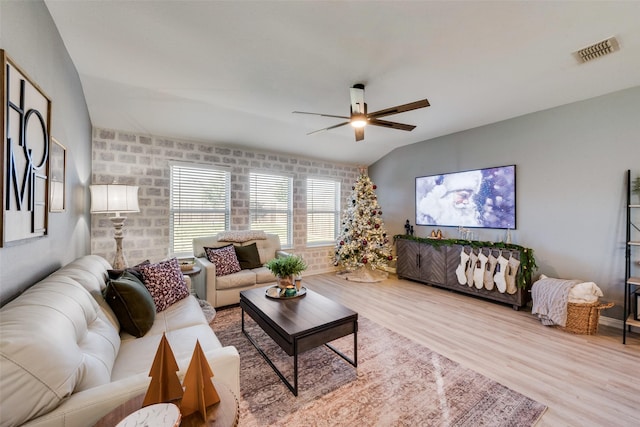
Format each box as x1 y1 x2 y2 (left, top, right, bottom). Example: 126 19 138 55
396 237 535 310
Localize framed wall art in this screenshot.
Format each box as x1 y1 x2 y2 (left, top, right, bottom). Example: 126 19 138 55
1 49 52 246
49 138 66 212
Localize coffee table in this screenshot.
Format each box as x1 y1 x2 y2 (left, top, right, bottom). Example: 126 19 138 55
240 286 358 396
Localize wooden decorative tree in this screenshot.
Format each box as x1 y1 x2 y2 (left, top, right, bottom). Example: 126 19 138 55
180 340 220 420
142 332 184 407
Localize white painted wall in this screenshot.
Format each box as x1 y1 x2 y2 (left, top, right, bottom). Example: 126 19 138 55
0 1 92 304
370 87 640 320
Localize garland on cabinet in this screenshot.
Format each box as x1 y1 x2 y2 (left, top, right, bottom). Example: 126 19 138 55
394 235 537 289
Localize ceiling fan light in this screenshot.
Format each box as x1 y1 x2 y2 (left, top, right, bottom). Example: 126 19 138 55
350 114 367 128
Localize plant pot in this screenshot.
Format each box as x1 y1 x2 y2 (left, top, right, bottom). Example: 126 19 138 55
276 275 295 289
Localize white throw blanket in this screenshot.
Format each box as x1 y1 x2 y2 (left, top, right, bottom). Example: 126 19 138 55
568 281 603 303
531 277 582 327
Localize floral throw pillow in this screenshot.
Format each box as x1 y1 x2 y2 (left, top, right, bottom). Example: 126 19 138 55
139 258 190 312
204 245 242 276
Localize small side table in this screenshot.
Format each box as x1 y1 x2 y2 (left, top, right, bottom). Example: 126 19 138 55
93 380 238 427
181 265 201 277
181 265 202 297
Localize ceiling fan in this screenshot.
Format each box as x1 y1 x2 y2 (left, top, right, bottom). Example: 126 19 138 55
293 84 430 141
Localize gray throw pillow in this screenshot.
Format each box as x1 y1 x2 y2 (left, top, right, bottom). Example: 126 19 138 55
234 242 263 269
104 271 156 337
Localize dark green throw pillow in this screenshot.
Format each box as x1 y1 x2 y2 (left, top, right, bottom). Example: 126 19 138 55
104 271 156 337
107 260 150 282
234 243 263 269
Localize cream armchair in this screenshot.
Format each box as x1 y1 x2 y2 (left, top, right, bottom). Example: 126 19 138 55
193 232 289 307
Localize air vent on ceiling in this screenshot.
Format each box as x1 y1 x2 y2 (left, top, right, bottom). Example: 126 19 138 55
574 37 619 63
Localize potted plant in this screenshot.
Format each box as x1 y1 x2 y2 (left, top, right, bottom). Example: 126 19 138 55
265 255 307 290
633 176 640 202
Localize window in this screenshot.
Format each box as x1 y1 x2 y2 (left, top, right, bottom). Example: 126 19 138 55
306 178 340 245
249 172 292 247
170 163 230 255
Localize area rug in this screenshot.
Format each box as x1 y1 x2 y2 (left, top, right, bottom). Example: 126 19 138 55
211 307 546 426
198 298 216 323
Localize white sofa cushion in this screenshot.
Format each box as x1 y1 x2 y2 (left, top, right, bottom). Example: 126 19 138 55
215 269 257 290
113 324 223 381
253 234 282 263
254 266 276 283
52 255 120 330
120 296 208 341
0 275 119 426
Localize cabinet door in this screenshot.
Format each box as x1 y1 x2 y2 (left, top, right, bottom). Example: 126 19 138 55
446 244 465 287
421 244 446 285
396 239 421 280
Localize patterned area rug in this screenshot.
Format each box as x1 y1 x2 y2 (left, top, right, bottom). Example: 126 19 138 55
211 307 546 426
198 298 217 323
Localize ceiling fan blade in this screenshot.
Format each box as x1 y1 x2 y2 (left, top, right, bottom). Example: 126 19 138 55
367 99 430 119
355 127 365 141
368 118 416 131
307 121 350 135
293 111 350 120
350 84 366 115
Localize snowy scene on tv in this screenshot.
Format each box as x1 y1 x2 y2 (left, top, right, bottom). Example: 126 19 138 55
416 165 516 229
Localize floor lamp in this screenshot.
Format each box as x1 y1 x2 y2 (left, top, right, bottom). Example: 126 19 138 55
90 184 140 270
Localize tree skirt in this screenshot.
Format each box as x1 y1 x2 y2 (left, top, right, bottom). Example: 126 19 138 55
336 267 389 282
211 307 547 426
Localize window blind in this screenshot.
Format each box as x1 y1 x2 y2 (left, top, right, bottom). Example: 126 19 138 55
170 164 230 255
249 172 292 247
306 178 340 245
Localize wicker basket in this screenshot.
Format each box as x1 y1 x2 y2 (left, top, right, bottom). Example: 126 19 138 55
563 301 614 335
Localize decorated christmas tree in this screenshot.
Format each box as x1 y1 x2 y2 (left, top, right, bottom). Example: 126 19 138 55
334 173 392 277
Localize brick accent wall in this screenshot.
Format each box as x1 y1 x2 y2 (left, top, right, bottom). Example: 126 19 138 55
91 128 362 274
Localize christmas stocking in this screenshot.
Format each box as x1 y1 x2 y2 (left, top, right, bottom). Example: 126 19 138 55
473 252 488 289
505 255 521 295
494 253 509 293
465 250 478 287
483 253 498 290
455 248 470 285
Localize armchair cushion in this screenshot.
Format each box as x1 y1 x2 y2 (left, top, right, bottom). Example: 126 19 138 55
140 258 190 312
234 243 263 269
104 271 156 337
217 230 267 243
205 244 242 276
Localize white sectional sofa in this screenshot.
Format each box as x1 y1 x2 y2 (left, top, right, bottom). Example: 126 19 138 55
0 255 239 427
193 232 288 308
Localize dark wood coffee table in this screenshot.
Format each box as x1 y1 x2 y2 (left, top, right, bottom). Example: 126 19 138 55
240 286 358 396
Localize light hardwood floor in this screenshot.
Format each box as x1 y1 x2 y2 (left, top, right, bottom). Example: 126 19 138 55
301 273 639 427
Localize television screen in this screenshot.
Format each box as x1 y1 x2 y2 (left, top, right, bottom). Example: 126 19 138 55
416 165 516 229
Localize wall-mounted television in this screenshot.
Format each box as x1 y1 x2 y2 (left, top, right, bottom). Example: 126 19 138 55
416 165 516 229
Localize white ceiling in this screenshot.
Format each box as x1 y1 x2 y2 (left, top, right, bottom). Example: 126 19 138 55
44 1 640 166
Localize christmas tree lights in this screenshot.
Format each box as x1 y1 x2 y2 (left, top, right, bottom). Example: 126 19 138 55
334 174 392 272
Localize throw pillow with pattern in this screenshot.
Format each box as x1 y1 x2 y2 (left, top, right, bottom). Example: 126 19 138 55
205 244 242 276
139 258 190 312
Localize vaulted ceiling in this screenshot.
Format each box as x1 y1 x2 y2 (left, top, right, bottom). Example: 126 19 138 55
45 1 640 165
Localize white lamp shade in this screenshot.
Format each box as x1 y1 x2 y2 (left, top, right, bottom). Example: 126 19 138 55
90 184 140 214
